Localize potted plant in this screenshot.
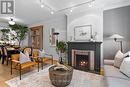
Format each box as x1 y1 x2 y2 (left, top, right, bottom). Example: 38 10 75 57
9 24 28 46
56 41 67 64
0 29 10 44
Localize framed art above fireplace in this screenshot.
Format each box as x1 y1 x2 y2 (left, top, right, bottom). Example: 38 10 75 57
74 25 92 41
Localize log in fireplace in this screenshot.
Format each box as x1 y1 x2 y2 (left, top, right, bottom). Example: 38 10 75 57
67 42 102 73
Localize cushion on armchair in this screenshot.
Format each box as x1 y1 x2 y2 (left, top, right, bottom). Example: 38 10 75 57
20 52 31 64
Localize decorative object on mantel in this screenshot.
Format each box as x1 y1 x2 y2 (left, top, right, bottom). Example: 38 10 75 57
90 32 98 42
56 41 67 64
74 25 92 41
109 34 124 52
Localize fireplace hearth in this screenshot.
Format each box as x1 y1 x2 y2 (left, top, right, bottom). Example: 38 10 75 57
67 42 102 73
72 50 94 71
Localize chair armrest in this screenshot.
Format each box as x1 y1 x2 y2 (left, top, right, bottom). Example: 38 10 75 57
104 59 114 65
12 60 20 63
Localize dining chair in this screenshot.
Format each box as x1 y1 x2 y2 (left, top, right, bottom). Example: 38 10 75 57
0 46 9 65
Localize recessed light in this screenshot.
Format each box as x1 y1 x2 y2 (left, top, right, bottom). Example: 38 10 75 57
88 3 92 7
51 11 54 14
70 9 73 12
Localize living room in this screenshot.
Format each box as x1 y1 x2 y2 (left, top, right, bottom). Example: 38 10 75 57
0 0 130 87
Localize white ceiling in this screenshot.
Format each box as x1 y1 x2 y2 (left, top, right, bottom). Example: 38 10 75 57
0 0 130 25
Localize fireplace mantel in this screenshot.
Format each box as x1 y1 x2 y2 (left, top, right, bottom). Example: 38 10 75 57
67 41 102 73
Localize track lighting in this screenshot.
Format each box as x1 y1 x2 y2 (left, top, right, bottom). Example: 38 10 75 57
39 0 95 14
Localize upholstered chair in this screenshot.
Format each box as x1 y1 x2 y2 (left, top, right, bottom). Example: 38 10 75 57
11 52 39 80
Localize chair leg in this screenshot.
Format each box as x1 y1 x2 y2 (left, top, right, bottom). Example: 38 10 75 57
11 60 12 75
20 64 21 80
38 62 39 72
6 57 8 65
41 62 43 70
51 55 53 65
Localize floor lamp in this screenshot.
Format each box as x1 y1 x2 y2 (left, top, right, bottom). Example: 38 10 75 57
109 34 124 52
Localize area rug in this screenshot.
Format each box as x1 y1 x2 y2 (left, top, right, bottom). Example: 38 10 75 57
5 65 104 87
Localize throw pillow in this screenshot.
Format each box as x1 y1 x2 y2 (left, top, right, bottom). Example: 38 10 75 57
39 49 45 57
25 51 29 58
20 52 31 64
114 50 124 68
120 57 130 78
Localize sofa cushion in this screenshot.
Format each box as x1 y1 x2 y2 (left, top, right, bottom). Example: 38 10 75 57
104 65 129 80
114 50 124 68
120 57 130 78
104 65 130 87
105 77 130 87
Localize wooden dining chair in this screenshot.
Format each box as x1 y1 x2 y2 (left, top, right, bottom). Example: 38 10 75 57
11 52 39 80
0 46 9 65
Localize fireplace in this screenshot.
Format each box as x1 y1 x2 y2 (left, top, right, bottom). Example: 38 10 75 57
72 50 94 71
67 42 102 73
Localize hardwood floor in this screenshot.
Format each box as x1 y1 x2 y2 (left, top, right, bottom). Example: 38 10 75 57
0 60 57 87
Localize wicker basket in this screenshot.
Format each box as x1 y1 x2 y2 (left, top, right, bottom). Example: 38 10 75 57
49 65 73 87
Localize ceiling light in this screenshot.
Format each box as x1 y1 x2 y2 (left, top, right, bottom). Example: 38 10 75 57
88 3 92 7
51 11 54 14
70 9 73 12
41 4 44 8
8 18 15 25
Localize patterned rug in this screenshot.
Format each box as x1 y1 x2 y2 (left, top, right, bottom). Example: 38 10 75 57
5 65 105 87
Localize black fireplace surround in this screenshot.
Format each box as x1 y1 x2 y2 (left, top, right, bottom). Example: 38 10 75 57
67 42 102 73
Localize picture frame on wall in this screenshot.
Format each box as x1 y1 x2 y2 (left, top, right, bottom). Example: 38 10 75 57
49 28 56 46
74 25 92 41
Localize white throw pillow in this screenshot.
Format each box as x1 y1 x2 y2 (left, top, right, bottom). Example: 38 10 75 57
114 50 124 68
120 57 130 78
39 49 45 57
20 52 31 64
25 51 29 58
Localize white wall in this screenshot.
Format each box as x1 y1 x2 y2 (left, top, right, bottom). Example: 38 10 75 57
30 15 67 60
67 9 103 42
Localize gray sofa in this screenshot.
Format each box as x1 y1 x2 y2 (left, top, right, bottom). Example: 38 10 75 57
104 60 130 87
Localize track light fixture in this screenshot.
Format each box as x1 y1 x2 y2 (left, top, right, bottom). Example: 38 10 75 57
51 11 54 14
39 0 95 14
41 4 44 8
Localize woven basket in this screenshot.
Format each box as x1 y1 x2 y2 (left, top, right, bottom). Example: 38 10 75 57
49 65 73 87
